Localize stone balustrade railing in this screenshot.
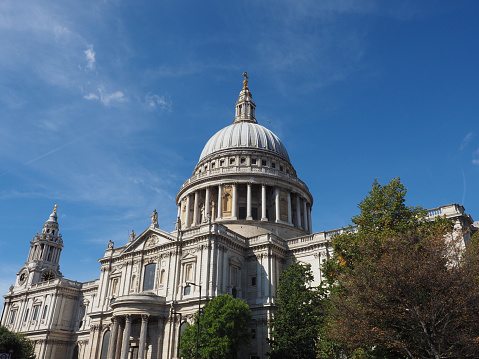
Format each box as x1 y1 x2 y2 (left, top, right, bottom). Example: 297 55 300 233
179 165 309 191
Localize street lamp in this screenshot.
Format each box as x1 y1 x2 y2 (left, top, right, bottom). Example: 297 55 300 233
170 302 182 359
184 282 202 359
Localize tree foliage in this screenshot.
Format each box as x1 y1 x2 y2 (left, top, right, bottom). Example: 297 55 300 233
322 178 479 358
179 294 251 359
0 326 35 359
268 261 325 359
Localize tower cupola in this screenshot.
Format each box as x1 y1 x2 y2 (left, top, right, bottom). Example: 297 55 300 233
233 72 256 124
23 205 64 283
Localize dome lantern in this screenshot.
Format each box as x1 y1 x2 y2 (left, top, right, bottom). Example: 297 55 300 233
233 72 256 124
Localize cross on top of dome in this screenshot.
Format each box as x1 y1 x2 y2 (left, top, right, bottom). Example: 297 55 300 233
242 72 249 89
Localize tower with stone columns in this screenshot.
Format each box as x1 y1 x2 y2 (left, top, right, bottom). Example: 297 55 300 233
21 205 64 286
177 72 314 238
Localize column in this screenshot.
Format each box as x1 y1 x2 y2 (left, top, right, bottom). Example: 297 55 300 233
265 252 270 302
232 183 238 219
115 321 124 359
256 256 262 302
217 185 223 219
107 316 119 359
246 183 252 220
157 317 165 359
205 187 210 220
192 191 199 226
185 195 191 228
303 200 308 233
275 188 280 223
296 196 302 230
287 191 292 225
120 315 131 359
261 185 267 221
308 204 313 233
138 314 149 359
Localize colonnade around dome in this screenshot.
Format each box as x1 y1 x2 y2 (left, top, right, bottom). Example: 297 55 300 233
177 182 312 236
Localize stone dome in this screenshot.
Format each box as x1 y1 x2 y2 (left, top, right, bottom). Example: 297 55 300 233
198 122 290 163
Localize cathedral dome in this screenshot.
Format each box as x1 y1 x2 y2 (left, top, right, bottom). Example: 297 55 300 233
198 122 290 163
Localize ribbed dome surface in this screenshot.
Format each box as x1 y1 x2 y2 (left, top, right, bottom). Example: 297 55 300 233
199 122 290 163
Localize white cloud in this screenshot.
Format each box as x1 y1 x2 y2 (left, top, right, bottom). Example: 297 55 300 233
144 93 172 111
84 45 96 70
100 90 127 105
460 132 475 151
83 89 128 105
473 148 479 166
84 93 99 100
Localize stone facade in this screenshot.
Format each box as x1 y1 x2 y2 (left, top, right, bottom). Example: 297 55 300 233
1 76 476 359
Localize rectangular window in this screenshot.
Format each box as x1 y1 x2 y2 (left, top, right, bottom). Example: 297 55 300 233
240 158 246 164
251 329 256 339
280 165 284 171
24 308 29 322
251 276 256 286
143 263 156 291
230 158 235 165
220 160 225 166
33 306 39 321
251 158 257 165
10 311 16 324
262 160 267 166
42 305 48 319
272 162 276 168
212 162 216 169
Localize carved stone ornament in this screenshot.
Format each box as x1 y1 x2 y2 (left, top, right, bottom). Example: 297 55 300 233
146 235 159 248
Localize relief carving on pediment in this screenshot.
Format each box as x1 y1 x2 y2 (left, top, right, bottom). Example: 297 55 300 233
145 235 159 248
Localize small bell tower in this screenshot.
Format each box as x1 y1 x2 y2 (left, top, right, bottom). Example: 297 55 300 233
18 205 64 286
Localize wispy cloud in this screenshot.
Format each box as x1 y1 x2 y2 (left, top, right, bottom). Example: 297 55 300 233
84 93 99 100
84 89 127 105
144 93 172 111
473 148 479 166
460 132 475 151
84 45 96 70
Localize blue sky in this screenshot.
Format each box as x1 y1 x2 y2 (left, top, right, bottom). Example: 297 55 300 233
1 0 478 300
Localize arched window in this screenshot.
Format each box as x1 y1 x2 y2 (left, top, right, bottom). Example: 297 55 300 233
100 330 110 359
143 263 156 291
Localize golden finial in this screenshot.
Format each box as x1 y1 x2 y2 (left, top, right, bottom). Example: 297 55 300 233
242 72 249 89
53 204 57 214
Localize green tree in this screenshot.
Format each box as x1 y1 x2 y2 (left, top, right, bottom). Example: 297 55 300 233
0 326 35 359
179 294 251 359
268 261 325 359
322 178 479 358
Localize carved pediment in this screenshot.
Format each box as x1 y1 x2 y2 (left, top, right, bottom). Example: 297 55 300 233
123 228 175 253
181 253 197 262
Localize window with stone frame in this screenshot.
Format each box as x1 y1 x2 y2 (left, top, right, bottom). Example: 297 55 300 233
32 305 40 321
143 263 156 291
10 310 16 324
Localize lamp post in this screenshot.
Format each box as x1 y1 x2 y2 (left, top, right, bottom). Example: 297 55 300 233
170 302 182 359
184 282 202 359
